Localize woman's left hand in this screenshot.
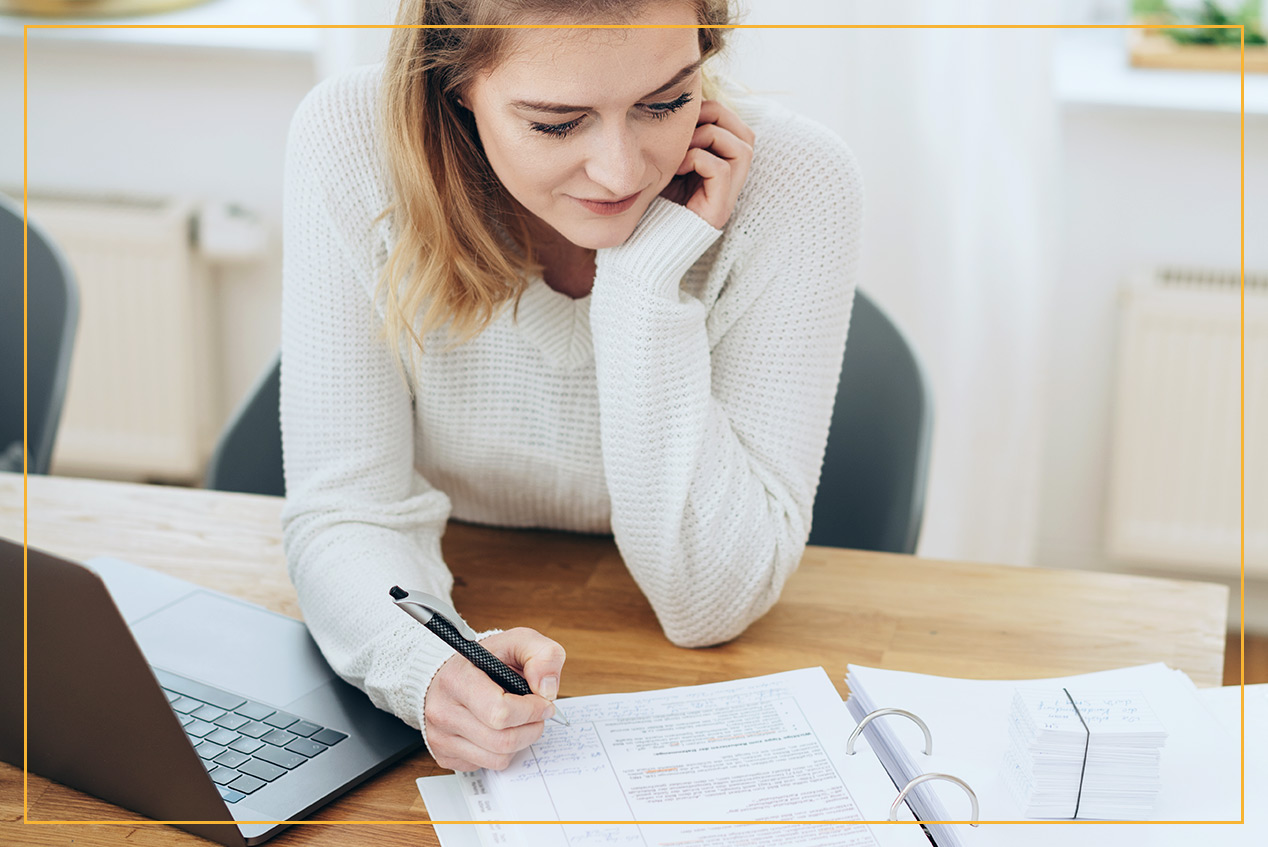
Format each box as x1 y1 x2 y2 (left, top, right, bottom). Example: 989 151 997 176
660 100 755 230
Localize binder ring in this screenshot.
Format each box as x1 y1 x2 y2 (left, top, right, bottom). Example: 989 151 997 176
888 773 980 826
846 708 933 755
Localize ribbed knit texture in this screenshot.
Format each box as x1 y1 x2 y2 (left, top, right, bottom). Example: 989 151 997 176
279 65 863 746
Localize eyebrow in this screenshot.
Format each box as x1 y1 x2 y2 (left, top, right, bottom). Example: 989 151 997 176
510 58 704 115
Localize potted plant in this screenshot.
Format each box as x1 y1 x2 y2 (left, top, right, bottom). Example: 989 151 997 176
1130 0 1268 72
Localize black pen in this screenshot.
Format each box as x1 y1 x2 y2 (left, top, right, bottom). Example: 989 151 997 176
389 586 570 727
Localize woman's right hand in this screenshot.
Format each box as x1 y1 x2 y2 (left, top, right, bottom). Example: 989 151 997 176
659 99 755 231
422 627 566 771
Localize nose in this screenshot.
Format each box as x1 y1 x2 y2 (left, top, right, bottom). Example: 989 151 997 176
583 122 644 198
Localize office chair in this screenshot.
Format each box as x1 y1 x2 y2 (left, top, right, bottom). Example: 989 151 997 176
204 352 284 496
808 289 934 555
0 193 80 475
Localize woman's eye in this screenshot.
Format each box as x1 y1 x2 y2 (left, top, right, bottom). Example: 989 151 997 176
528 91 693 139
645 91 693 119
530 116 584 138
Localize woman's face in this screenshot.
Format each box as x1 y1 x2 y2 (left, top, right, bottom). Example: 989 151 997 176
463 2 703 250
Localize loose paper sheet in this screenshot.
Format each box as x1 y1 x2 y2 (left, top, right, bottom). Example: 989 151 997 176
419 668 928 847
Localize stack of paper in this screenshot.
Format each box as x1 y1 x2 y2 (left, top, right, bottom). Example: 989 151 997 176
1001 688 1167 819
844 663 1244 847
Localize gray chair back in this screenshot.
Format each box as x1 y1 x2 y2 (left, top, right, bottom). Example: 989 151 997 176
0 194 79 475
204 352 284 496
809 290 934 554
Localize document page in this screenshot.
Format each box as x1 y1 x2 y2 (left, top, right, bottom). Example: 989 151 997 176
421 668 928 847
846 663 1252 847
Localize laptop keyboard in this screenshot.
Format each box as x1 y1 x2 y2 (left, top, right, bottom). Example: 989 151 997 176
154 668 347 805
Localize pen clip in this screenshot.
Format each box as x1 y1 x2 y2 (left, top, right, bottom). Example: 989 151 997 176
390 588 480 641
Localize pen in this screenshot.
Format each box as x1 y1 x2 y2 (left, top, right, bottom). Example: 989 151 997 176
388 586 570 727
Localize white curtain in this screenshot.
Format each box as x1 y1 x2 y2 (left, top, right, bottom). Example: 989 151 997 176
728 1 1063 567
314 0 1066 569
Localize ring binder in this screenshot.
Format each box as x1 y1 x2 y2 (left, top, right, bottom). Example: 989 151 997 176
847 707 933 755
888 773 980 826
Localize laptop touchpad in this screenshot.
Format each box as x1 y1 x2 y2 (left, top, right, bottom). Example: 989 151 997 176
130 591 335 708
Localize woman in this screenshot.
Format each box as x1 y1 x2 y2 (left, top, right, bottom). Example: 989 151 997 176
280 0 862 773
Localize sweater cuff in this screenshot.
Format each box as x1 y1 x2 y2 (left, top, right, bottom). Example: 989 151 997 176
597 197 722 300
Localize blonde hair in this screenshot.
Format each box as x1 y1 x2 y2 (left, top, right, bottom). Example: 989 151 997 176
377 0 734 358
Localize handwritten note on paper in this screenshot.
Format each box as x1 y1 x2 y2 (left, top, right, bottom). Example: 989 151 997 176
1013 690 1167 736
1004 688 1169 820
452 668 929 847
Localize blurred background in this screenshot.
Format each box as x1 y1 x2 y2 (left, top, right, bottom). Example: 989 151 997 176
1 0 1263 674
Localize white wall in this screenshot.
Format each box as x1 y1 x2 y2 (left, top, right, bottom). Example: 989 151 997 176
0 31 318 437
1044 101 1268 628
0 0 398 435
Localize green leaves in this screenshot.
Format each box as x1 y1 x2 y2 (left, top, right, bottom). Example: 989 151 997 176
1135 0 1267 46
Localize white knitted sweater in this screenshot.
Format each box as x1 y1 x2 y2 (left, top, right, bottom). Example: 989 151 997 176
279 65 863 738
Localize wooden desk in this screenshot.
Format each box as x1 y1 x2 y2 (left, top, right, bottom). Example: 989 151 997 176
0 473 1229 846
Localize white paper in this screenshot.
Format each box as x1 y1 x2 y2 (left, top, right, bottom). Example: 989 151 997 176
419 675 1267 847
419 668 928 847
418 774 483 847
1012 689 1165 737
846 663 1258 847
1004 688 1167 819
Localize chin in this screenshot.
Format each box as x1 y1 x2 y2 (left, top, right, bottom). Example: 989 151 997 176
559 219 641 251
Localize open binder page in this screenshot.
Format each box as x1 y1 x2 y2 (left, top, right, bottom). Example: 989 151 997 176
846 663 1250 847
418 668 929 847
1183 683 1267 840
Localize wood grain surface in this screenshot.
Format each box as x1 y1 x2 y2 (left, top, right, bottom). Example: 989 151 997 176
0 472 1229 846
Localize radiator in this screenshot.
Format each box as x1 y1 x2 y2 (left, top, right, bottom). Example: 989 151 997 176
25 193 220 482
1107 266 1268 578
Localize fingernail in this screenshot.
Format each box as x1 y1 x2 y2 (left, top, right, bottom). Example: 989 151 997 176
545 703 557 721
540 675 559 701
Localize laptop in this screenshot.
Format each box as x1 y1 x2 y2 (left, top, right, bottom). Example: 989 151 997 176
0 537 423 846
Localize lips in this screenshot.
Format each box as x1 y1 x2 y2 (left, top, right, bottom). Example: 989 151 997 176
571 191 641 216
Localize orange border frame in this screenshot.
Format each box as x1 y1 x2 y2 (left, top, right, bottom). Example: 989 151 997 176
20 19 1248 833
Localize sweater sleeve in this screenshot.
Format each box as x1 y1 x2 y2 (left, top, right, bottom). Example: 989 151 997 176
278 75 458 742
589 115 863 648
